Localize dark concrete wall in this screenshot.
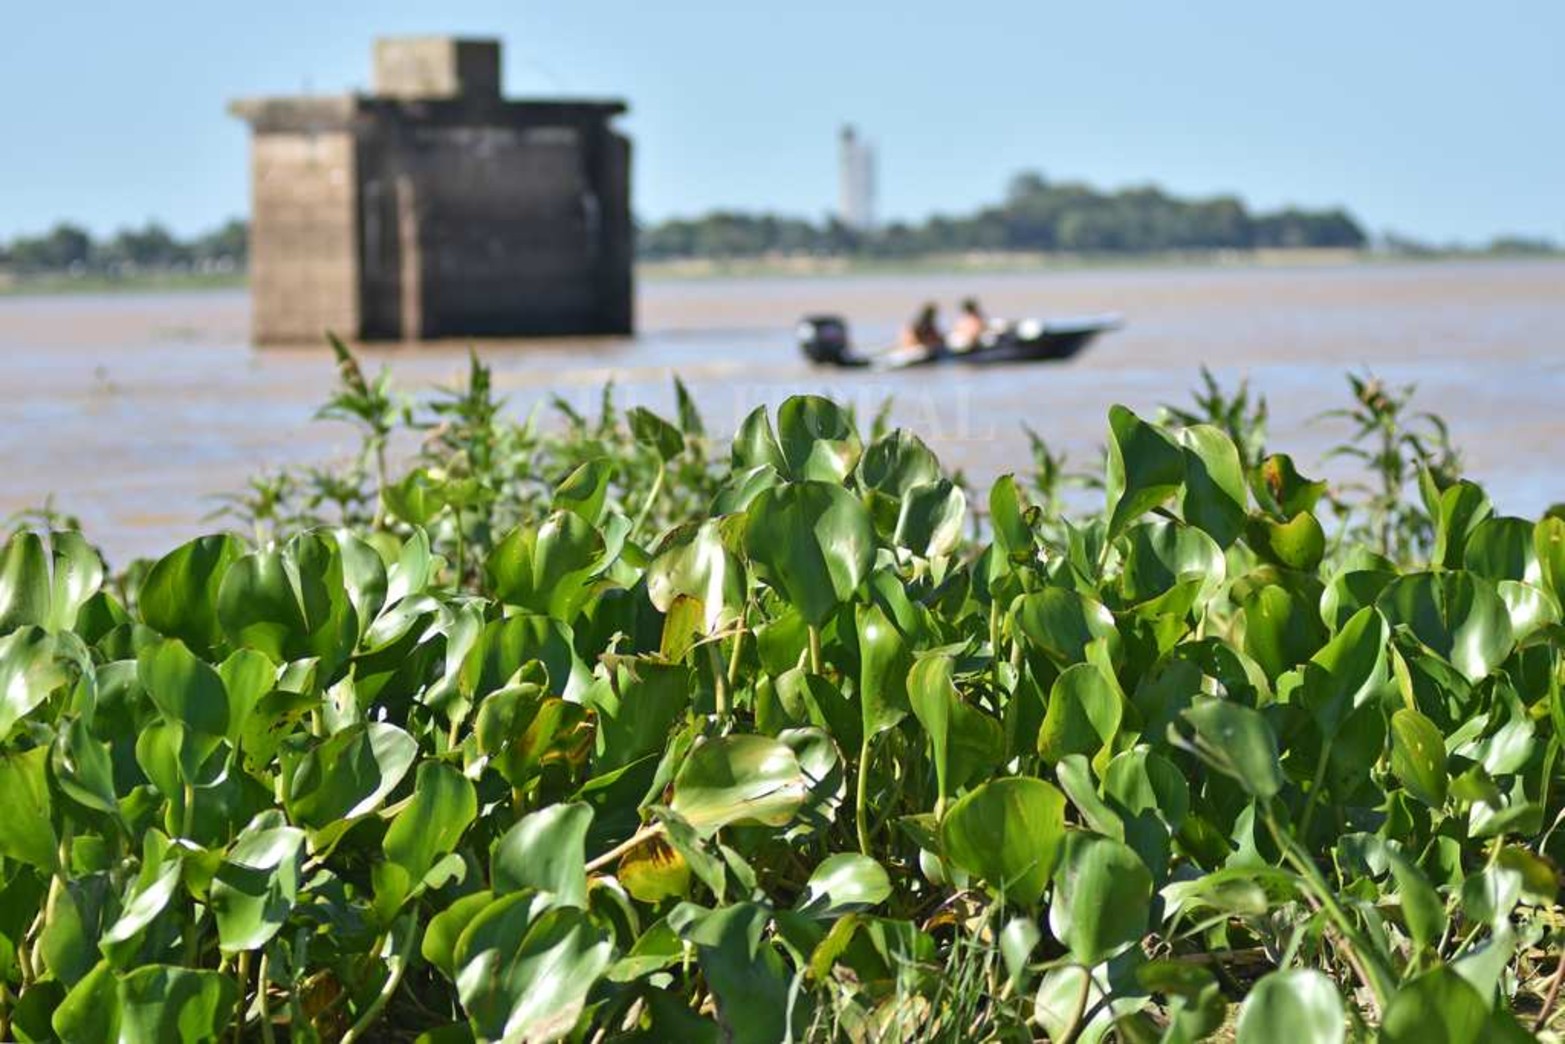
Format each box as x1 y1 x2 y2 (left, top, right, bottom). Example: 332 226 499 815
233 39 632 345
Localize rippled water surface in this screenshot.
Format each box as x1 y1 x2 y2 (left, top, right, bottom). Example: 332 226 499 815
3 258 1563 563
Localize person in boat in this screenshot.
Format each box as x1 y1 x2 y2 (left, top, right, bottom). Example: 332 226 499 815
899 302 945 358
948 297 987 352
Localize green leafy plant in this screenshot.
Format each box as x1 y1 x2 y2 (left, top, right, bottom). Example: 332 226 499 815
1 366 1562 1043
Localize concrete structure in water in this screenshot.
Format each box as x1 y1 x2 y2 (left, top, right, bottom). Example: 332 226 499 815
231 37 632 344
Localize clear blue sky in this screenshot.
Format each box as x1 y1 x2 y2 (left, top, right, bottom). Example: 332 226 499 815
2 1 1560 243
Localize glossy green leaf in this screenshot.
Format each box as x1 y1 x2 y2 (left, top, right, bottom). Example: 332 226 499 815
1179 424 1248 547
1377 571 1513 683
795 853 892 918
1463 516 1539 583
209 811 304 953
628 405 685 462
859 428 941 497
1245 511 1326 572
487 511 603 620
669 734 808 838
743 481 875 626
117 966 240 1044
777 394 862 483
1380 966 1489 1044
0 626 66 741
0 747 57 870
1037 661 1122 766
940 777 1067 908
1390 708 1448 807
894 479 966 558
384 761 477 893
1235 969 1344 1044
646 517 745 633
1048 832 1153 964
1014 587 1120 668
492 802 592 906
1104 404 1186 539
284 722 418 846
1175 698 1283 799
0 529 104 634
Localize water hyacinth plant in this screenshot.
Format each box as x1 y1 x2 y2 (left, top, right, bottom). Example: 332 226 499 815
0 354 1562 1043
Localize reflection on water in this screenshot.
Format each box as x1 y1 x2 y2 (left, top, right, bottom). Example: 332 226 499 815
3 258 1563 563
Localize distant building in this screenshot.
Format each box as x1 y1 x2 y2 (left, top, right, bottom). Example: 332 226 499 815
838 125 876 233
231 37 632 344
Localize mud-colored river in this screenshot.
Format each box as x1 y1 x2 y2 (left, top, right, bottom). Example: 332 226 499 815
3 258 1562 563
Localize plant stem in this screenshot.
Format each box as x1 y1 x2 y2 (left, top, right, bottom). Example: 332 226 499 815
339 917 415 1044
1535 943 1565 1032
630 461 666 540
708 641 729 721
856 731 874 856
258 950 277 1044
585 823 667 874
232 951 251 1043
1297 735 1335 840
726 609 748 693
808 625 823 676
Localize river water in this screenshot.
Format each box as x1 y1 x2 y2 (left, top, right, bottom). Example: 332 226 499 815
2 258 1562 564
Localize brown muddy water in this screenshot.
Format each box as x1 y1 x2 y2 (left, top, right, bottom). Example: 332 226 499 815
2 258 1563 564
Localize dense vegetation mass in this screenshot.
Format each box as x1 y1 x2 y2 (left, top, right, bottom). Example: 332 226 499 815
1 350 1562 1043
639 173 1369 261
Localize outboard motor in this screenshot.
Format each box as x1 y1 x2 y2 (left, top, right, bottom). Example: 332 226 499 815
796 314 855 365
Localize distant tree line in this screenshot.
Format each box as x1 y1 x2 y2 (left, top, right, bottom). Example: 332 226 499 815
0 219 247 277
638 171 1371 260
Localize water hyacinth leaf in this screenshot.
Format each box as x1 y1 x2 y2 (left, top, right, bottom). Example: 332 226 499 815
710 462 782 516
1014 588 1120 668
1251 453 1327 519
492 802 592 906
677 902 793 1044
795 853 892 918
617 833 692 904
330 528 389 637
669 734 808 838
731 405 786 473
1120 519 1225 608
1390 708 1448 807
553 457 614 523
894 479 966 558
1534 515 1565 602
1104 404 1186 539
1000 917 1043 992
1245 511 1326 572
209 812 305 953
908 653 1006 809
117 965 241 1044
1430 479 1494 570
0 746 57 870
940 776 1067 908
589 660 693 773
777 394 862 483
646 518 745 633
1320 567 1397 632
284 722 418 846
628 405 685 462
859 427 941 497
100 858 182 965
989 473 1034 563
486 511 603 620
384 761 477 890
0 626 66 741
1463 516 1539 584
1379 966 1489 1044
455 897 613 1044
1235 969 1344 1044
50 717 119 815
1037 661 1122 766
137 637 230 737
53 959 120 1043
1049 832 1153 965
1175 699 1283 799
216 533 358 677
1497 580 1559 642
0 529 104 634
382 467 450 526
743 481 875 627
1376 571 1513 683
1303 606 1388 735
856 601 911 736
1384 846 1446 954
1240 583 1326 681
1179 424 1248 547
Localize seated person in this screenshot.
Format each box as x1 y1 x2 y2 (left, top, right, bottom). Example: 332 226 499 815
899 302 945 356
948 298 987 352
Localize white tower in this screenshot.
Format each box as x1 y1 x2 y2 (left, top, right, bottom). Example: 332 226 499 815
838 125 876 232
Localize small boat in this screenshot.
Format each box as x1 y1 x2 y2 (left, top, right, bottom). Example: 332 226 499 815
797 313 1122 370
